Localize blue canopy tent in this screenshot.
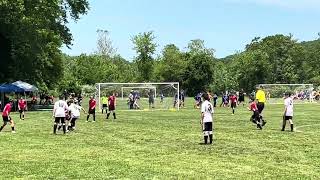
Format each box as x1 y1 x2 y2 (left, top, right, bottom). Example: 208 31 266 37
0 84 25 93
0 84 25 111
12 81 38 92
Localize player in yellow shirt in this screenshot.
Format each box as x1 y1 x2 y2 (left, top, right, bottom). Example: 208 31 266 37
101 95 108 114
255 86 267 127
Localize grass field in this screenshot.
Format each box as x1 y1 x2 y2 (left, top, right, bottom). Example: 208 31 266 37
0 98 320 179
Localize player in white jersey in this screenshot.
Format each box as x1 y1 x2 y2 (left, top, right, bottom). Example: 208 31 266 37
53 96 69 134
68 100 86 131
282 92 294 132
200 93 214 144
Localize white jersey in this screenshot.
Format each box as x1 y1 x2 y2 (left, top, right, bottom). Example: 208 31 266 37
284 97 294 116
53 100 68 117
201 100 214 123
69 103 82 118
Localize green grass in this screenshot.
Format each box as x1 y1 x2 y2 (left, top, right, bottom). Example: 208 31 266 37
0 98 320 179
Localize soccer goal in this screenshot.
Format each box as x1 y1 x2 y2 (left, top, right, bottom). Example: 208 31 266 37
95 82 180 111
257 84 315 104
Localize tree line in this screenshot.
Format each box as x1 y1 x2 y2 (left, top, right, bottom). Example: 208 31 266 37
61 32 320 96
1 1 319 96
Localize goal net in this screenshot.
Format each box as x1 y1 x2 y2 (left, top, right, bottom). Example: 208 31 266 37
257 84 315 104
95 82 180 111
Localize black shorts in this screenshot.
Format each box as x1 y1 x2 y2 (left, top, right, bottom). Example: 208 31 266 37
239 96 245 102
149 98 154 104
102 104 108 108
89 108 95 114
19 108 26 113
284 116 293 120
257 102 265 113
2 116 10 122
203 122 213 131
251 111 260 121
231 102 237 108
55 117 65 124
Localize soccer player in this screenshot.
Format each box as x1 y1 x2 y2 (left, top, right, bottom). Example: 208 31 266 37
160 92 164 103
53 96 68 134
107 93 116 119
194 92 202 109
229 93 238 115
282 93 294 132
87 96 96 122
0 100 15 133
18 97 27 120
180 90 185 108
248 98 262 130
256 86 266 126
200 93 214 144
213 93 218 107
148 89 155 109
101 95 108 114
69 100 86 131
238 89 245 106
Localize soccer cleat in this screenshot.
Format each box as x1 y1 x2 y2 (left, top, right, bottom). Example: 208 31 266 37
257 124 262 130
12 131 16 133
262 121 267 126
86 121 89 123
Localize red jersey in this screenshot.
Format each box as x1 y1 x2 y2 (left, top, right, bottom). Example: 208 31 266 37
250 102 258 111
108 96 116 106
18 99 27 109
230 95 237 103
2 103 12 117
89 99 96 109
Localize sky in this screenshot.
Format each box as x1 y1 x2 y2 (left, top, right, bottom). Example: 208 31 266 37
62 0 320 60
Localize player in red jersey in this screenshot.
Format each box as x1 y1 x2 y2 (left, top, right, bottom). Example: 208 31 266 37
18 97 27 120
248 98 262 130
106 93 116 120
0 100 16 133
229 93 238 115
86 96 96 122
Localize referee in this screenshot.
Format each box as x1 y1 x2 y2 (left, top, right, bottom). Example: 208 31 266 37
255 86 267 126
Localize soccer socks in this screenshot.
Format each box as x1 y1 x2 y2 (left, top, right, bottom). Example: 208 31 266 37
62 124 66 134
204 136 208 144
232 109 235 114
209 134 213 144
290 124 294 132
22 114 25 120
106 113 110 119
113 113 116 119
20 113 22 120
0 125 4 132
11 126 15 131
93 114 96 122
86 115 90 121
53 124 57 134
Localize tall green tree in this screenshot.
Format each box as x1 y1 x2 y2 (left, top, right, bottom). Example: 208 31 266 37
0 0 89 89
132 31 157 81
155 44 186 82
183 40 216 95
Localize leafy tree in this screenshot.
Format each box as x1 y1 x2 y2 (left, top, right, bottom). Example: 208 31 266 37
155 44 186 82
132 31 157 81
0 0 89 89
183 40 216 96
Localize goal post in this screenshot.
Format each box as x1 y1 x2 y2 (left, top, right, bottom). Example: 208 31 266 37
95 82 180 111
257 84 314 104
